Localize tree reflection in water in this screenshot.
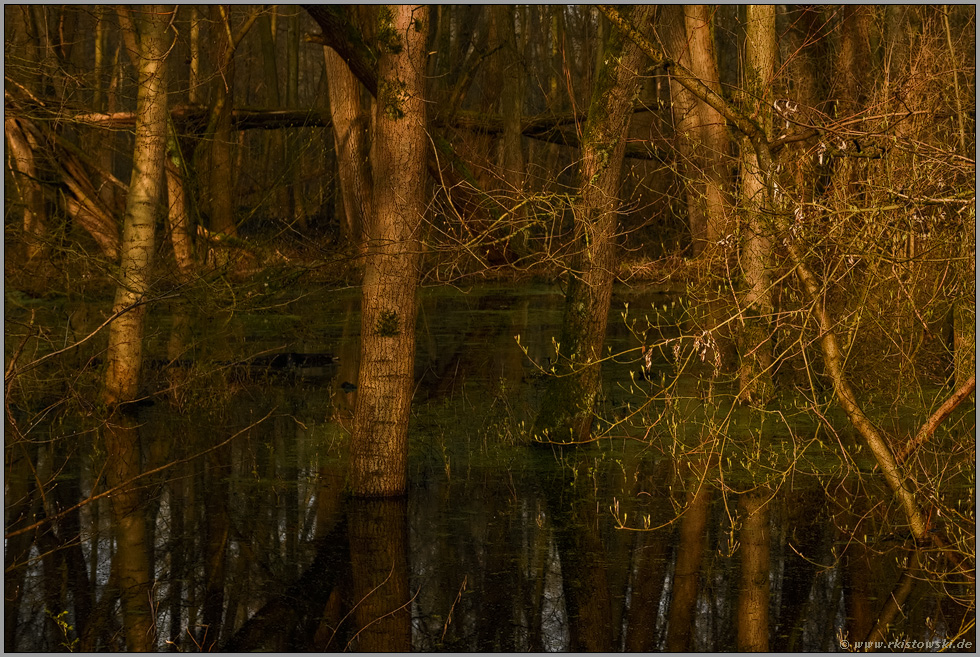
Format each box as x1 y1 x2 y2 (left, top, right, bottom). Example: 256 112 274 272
4 286 975 652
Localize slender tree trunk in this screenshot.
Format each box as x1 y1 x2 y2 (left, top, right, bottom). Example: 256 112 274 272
686 5 731 249
104 4 171 406
166 124 196 281
737 5 777 404
660 6 708 255
188 6 201 104
495 5 528 258
350 4 429 497
209 5 238 237
5 118 47 261
324 44 373 251
533 5 655 443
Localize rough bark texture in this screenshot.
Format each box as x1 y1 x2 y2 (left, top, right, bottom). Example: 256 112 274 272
349 5 428 497
104 4 170 406
533 4 654 443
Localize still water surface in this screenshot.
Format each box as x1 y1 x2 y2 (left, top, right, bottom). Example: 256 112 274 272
4 284 973 651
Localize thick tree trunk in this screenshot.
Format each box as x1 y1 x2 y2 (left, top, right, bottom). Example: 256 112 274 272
104 4 170 406
349 4 429 497
533 5 654 443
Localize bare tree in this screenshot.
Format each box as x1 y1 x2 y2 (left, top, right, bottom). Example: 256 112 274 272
103 5 172 406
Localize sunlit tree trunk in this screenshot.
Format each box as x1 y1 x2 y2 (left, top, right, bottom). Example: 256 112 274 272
533 5 655 443
104 4 171 406
188 6 201 104
736 489 770 651
737 5 776 404
324 45 373 251
686 5 731 250
350 4 428 497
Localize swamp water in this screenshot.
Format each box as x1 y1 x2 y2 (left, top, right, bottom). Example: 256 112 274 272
5 284 974 651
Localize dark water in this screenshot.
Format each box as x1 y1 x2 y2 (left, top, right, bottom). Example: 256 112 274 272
4 284 975 651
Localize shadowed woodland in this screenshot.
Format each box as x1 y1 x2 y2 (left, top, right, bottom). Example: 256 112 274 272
4 5 976 652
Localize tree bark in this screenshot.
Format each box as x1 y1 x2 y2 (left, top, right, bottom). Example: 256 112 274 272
4 117 47 260
104 4 171 406
324 45 373 251
208 5 238 237
737 5 777 404
166 124 196 281
533 4 655 443
349 4 429 497
659 6 708 255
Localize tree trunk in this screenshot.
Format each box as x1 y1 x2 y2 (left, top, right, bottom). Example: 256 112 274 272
660 5 708 255
324 44 373 251
104 4 171 406
686 5 731 249
533 5 655 443
4 117 47 261
349 4 429 497
737 5 776 404
166 124 196 281
208 5 238 237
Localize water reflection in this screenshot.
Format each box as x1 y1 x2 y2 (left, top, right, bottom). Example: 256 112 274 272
4 285 974 651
